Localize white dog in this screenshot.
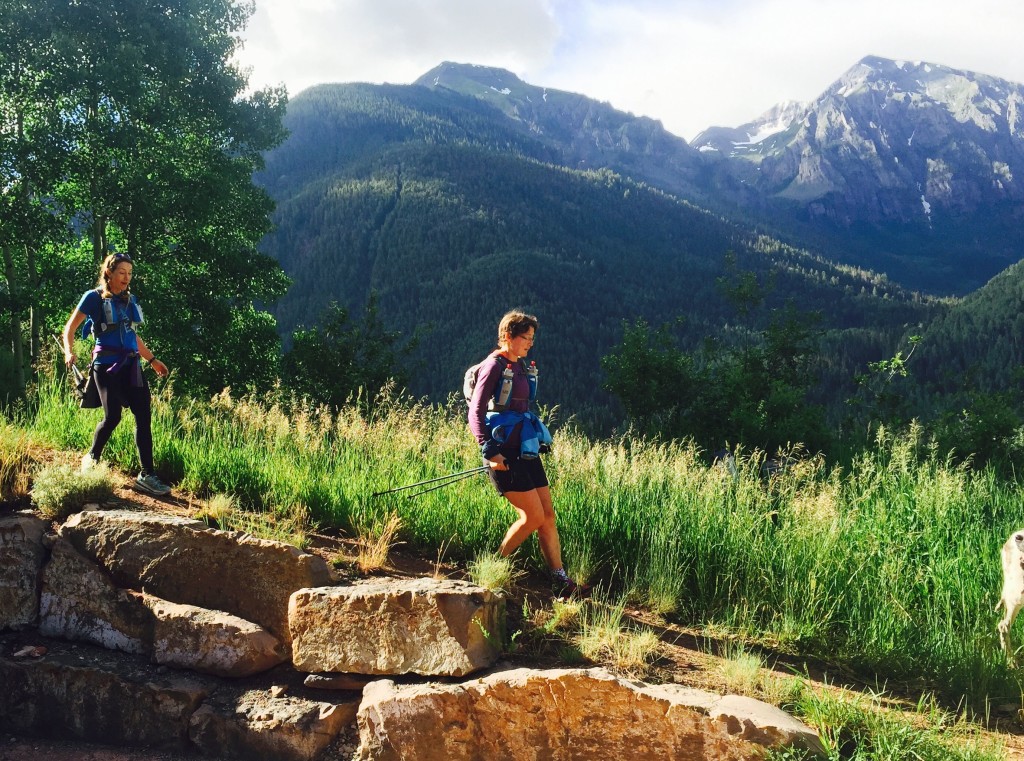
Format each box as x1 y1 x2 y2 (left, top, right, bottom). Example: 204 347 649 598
997 529 1024 662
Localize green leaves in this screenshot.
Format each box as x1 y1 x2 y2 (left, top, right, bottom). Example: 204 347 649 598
602 307 829 455
0 0 289 399
282 293 418 413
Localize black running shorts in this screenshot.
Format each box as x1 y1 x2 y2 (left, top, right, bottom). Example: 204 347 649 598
487 451 549 495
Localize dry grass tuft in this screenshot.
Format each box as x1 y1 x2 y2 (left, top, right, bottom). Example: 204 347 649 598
356 513 403 573
194 493 237 527
574 598 660 677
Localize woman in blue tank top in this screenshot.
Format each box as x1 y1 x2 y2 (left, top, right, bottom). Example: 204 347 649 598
60 252 172 497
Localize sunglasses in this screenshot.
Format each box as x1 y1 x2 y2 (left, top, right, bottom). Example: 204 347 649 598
111 253 133 264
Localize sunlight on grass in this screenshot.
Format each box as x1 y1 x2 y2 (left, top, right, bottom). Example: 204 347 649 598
574 595 660 677
467 551 522 594
531 597 584 634
356 513 403 573
711 641 802 706
773 683 1007 761
216 499 311 549
0 422 32 501
31 462 115 521
194 493 237 528
16 366 1024 711
717 641 766 695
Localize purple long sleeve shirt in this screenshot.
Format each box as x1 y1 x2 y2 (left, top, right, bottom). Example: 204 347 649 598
468 353 532 447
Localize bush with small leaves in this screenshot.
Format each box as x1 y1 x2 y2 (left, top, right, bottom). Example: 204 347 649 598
31 463 115 521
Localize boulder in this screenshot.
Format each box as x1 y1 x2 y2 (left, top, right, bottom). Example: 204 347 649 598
149 597 288 678
40 539 288 677
59 510 332 645
0 513 48 630
356 667 826 760
189 687 357 761
290 578 504 677
39 538 150 653
0 633 209 749
708 694 827 753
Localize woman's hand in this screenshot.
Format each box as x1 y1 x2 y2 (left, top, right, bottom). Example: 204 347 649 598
487 454 509 471
150 358 169 378
62 312 86 366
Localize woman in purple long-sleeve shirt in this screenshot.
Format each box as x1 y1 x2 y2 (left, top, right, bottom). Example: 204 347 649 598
468 310 587 598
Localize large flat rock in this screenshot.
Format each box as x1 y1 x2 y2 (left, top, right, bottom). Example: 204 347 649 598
59 510 332 645
356 667 826 760
290 577 505 677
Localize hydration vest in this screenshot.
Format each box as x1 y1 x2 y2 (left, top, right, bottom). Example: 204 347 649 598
463 356 538 411
81 289 144 339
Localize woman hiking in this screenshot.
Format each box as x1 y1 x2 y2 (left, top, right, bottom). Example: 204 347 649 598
61 252 172 497
468 309 588 598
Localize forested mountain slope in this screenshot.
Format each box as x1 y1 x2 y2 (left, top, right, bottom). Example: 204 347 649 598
256 83 938 423
917 261 1024 395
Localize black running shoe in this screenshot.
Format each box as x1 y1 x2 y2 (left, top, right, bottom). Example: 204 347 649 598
552 576 591 601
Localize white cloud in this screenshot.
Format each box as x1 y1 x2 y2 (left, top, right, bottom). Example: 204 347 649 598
237 0 558 94
235 0 1024 141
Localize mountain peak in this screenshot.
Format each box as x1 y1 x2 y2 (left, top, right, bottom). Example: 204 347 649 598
414 62 526 94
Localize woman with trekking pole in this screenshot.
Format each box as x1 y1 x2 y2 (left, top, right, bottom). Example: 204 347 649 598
468 309 588 598
60 252 172 497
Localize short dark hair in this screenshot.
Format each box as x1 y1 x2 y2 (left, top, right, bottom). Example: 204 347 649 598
497 309 538 345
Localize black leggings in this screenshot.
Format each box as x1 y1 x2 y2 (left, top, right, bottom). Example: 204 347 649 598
88 362 154 474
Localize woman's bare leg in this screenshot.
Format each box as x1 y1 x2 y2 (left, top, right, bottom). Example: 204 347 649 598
499 486 563 570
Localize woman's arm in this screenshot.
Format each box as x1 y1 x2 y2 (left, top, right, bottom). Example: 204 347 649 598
468 357 508 470
136 337 169 378
61 311 86 366
469 356 501 444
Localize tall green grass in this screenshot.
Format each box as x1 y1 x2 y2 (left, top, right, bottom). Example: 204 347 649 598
18 370 1024 708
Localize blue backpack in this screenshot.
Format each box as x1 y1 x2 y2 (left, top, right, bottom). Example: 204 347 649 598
80 289 144 339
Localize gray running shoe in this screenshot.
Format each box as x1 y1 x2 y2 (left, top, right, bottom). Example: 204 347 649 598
135 473 171 497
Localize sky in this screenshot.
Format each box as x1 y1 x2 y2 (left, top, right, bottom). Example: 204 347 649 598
234 0 1024 142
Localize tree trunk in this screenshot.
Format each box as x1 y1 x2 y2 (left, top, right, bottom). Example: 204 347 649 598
27 244 41 364
1 244 26 396
15 109 41 367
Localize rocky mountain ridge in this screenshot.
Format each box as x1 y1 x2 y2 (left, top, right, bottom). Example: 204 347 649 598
415 56 1024 293
415 61 708 201
694 55 1024 222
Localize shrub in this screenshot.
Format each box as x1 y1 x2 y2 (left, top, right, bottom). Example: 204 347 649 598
31 462 115 521
467 551 523 594
0 422 32 502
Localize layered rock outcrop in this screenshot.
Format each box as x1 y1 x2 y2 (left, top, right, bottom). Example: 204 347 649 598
0 514 48 630
59 510 333 646
0 507 826 760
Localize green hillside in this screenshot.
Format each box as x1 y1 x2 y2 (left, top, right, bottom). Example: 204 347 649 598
918 260 1024 394
256 82 939 429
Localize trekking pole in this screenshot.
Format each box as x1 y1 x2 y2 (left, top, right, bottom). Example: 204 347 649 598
372 465 490 498
400 467 490 499
51 334 87 399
